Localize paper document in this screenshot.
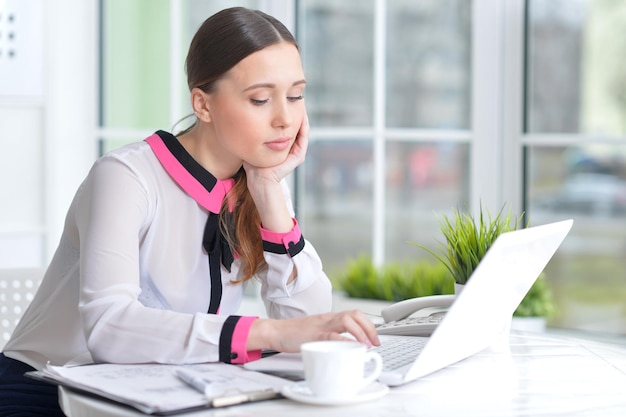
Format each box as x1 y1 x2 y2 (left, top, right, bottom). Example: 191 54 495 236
27 362 290 415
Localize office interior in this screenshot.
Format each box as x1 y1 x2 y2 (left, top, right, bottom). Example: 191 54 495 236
1 0 625 347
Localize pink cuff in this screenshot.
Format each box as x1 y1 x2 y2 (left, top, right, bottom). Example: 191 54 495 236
260 218 301 246
229 316 262 364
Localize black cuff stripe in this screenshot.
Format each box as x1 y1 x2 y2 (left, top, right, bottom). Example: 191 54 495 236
262 235 305 257
262 241 286 254
219 315 241 363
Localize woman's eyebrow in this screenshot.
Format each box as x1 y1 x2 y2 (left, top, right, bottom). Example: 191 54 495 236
243 79 306 92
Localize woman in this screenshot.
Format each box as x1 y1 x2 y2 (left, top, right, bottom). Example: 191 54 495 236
0 7 379 416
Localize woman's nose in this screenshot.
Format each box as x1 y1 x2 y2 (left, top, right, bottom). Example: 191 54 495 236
272 100 293 128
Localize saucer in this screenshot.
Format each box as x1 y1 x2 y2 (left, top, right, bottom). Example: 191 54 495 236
281 381 389 406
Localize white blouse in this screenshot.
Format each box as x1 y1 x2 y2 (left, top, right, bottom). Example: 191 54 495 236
4 131 332 371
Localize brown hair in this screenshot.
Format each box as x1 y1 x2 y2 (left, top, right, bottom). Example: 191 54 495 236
183 7 298 282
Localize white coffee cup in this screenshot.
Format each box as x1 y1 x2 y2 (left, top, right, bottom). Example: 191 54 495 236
300 340 383 400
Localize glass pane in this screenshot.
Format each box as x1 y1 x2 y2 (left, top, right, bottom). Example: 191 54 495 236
186 0 260 35
386 141 470 261
101 0 170 129
527 0 626 135
101 1 262 132
301 140 374 273
386 0 471 129
297 0 374 127
527 144 626 334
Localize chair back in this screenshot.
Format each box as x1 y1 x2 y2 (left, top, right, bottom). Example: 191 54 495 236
0 268 44 349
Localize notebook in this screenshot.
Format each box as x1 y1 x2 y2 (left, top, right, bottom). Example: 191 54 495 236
246 219 573 387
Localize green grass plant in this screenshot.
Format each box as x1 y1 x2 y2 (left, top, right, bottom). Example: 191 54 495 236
412 205 525 285
513 274 557 318
332 256 454 302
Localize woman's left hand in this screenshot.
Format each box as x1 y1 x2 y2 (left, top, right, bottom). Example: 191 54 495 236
243 113 309 186
243 114 309 233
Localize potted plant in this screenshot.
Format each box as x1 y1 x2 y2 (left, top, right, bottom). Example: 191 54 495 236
412 205 524 293
511 273 557 332
413 205 557 331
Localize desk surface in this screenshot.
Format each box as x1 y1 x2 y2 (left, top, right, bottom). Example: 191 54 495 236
59 331 626 417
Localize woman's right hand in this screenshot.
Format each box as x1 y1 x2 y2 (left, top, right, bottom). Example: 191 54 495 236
248 310 381 353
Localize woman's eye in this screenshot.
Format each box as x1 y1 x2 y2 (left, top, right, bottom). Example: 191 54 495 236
251 98 269 105
250 96 303 105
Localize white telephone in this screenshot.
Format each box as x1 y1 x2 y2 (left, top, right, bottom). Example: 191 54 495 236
376 294 456 337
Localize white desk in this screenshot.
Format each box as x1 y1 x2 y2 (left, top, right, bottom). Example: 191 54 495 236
59 331 626 417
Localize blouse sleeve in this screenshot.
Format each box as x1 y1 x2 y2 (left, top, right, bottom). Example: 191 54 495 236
74 155 259 365
257 180 333 319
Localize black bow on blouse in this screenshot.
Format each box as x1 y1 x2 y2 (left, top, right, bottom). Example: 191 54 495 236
203 212 234 313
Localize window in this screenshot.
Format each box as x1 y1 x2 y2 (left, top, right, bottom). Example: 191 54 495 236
94 0 626 335
525 0 626 333
297 0 472 271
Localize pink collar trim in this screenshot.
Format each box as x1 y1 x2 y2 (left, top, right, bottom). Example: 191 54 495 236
145 133 235 214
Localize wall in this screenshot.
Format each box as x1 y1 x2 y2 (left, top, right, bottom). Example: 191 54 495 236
0 0 98 268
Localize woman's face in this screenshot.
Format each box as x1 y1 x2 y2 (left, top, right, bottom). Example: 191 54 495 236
205 42 306 169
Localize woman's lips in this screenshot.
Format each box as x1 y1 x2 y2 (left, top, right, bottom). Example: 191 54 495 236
265 138 291 151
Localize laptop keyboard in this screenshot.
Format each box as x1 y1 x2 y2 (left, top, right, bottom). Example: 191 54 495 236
371 336 428 372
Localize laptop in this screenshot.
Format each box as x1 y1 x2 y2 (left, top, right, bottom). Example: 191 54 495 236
245 219 573 387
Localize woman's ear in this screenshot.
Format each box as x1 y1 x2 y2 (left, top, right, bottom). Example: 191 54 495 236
191 88 212 123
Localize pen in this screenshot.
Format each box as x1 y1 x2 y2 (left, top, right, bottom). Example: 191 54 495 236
210 389 279 407
176 368 280 407
175 369 215 396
